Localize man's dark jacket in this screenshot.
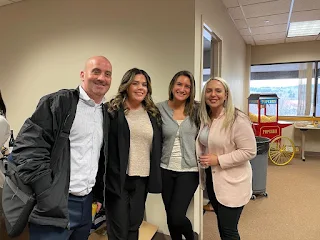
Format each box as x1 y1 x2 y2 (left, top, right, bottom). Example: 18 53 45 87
11 88 108 229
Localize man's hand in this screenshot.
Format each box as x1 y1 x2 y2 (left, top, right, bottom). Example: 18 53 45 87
96 202 102 213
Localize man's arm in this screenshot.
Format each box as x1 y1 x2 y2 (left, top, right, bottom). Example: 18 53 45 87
12 95 56 196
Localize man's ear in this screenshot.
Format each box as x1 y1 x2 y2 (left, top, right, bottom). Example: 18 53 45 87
80 71 85 81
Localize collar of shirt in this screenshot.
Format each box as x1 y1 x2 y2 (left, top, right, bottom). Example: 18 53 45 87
79 86 105 107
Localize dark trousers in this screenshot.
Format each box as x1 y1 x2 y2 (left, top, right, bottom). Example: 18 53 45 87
105 176 148 240
205 168 244 240
161 168 199 240
205 165 214 204
29 193 93 240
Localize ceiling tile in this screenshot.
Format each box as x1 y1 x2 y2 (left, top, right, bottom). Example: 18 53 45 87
240 28 251 35
242 35 255 45
246 13 289 27
228 7 245 20
242 0 291 18
253 32 287 41
222 0 239 8
234 19 248 29
239 0 278 5
285 35 318 43
291 9 320 22
250 23 287 35
255 38 285 45
292 0 320 12
0 0 12 6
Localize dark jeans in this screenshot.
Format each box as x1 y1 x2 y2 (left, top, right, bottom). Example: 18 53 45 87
161 168 199 240
105 176 148 240
205 168 244 240
205 166 214 205
29 193 93 240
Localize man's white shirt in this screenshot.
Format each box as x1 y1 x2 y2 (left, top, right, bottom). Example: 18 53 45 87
69 86 104 196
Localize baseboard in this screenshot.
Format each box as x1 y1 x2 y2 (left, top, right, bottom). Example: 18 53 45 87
296 151 320 158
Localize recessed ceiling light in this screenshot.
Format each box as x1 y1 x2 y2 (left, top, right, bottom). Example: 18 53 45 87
288 20 320 37
264 20 270 23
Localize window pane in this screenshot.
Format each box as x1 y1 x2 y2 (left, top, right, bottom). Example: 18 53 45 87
250 63 315 116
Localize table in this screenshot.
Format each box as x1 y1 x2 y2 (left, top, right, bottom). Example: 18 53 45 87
294 123 320 161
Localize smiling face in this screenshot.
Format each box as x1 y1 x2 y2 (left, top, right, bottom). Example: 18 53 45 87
80 56 112 103
205 79 228 113
127 74 148 105
171 75 191 103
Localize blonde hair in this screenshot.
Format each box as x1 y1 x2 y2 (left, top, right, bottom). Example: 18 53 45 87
108 68 161 125
199 77 238 129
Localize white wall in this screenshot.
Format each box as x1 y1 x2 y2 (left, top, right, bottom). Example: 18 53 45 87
251 41 320 65
194 0 247 110
0 0 196 235
0 0 195 133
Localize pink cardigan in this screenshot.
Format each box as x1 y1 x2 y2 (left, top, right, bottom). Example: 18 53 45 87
196 110 256 208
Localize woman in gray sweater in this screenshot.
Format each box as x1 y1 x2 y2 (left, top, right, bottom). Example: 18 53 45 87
157 71 199 240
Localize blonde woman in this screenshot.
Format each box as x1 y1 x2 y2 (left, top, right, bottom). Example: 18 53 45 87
197 77 256 240
106 68 162 240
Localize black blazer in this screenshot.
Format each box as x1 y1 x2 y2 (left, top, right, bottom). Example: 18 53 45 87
105 106 162 197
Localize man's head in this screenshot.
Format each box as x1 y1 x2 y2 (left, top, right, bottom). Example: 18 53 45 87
80 56 112 104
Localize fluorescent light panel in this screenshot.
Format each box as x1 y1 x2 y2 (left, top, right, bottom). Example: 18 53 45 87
288 20 320 38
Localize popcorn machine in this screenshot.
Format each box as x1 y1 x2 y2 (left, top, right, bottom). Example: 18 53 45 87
248 93 295 166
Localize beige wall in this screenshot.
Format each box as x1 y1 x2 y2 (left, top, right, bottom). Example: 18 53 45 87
0 0 195 133
251 41 320 65
244 45 252 113
0 0 197 236
251 41 320 152
194 0 247 110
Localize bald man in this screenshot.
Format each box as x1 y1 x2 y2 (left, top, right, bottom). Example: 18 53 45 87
9 56 112 240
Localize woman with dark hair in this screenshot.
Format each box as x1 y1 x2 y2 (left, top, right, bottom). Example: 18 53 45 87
157 71 199 240
105 68 162 240
0 90 10 149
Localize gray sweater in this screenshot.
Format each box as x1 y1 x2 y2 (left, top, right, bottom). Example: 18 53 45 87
157 101 198 169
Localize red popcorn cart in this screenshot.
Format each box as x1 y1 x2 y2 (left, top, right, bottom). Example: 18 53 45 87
248 94 295 166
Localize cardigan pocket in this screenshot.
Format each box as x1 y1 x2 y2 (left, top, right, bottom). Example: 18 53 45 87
221 166 247 184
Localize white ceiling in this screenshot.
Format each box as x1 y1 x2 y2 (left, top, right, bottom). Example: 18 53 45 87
221 0 320 45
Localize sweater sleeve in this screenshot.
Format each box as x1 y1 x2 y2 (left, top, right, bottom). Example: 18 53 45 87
0 116 10 147
218 116 257 169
